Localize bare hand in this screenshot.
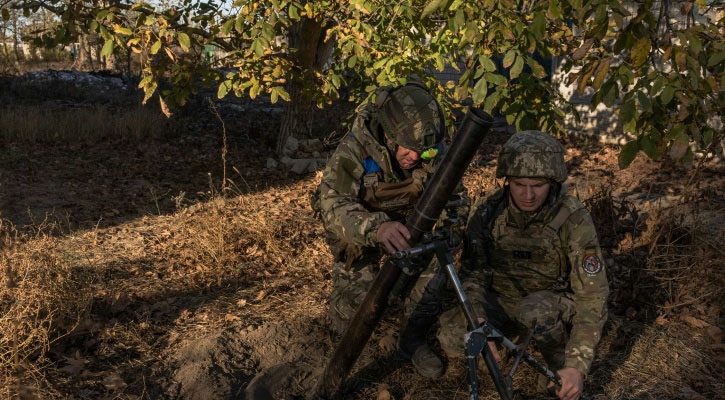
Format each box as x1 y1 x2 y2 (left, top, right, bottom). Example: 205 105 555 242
376 221 411 254
548 367 584 400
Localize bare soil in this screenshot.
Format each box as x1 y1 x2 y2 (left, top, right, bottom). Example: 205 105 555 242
1 71 723 400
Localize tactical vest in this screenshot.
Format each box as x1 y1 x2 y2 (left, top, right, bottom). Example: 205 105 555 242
359 157 429 219
478 188 579 298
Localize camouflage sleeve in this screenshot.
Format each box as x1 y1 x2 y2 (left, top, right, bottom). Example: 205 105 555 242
563 208 609 375
318 137 390 247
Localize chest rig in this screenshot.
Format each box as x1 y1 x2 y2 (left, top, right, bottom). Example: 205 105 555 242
359 156 429 219
481 191 574 298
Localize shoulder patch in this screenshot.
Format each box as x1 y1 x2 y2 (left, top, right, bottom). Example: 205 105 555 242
363 157 381 174
582 253 603 275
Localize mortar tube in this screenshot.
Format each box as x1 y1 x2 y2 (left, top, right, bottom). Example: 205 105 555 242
314 108 493 399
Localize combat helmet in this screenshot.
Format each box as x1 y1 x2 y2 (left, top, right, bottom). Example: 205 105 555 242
496 130 567 182
372 82 445 154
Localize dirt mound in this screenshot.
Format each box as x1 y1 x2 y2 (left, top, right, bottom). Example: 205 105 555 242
167 319 331 400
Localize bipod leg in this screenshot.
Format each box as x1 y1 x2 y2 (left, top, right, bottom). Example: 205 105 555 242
464 330 485 400
435 246 513 400
508 321 534 378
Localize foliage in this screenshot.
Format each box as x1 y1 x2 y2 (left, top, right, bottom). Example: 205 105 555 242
6 0 723 165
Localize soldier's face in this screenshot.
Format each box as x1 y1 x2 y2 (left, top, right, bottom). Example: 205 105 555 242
509 178 550 212
394 145 420 169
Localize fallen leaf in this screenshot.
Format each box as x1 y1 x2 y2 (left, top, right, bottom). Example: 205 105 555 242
377 334 397 355
61 352 87 375
224 313 240 322
682 315 710 329
655 314 668 326
102 372 127 391
255 290 266 301
376 384 391 400
236 299 247 307
706 326 724 343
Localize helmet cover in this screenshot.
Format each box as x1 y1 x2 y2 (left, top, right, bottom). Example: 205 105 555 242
496 130 567 182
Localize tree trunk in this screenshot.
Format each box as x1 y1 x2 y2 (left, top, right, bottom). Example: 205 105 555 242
276 17 335 156
11 18 22 62
77 34 94 70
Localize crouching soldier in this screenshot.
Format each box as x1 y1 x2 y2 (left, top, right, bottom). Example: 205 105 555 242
437 131 609 400
313 82 466 378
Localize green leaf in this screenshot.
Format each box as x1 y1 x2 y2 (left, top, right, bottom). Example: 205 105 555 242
591 58 610 91
142 82 158 105
479 55 496 72
150 40 162 55
483 72 507 86
661 86 675 105
510 55 524 79
530 12 546 40
472 79 487 104
630 37 650 67
221 19 234 35
249 81 260 99
483 89 500 114
218 80 233 99
235 15 244 33
640 135 659 159
289 4 299 19
619 140 639 168
620 99 635 123
275 86 290 101
449 0 464 10
433 54 445 71
637 91 651 112
137 75 153 89
101 39 114 58
503 50 516 69
178 32 190 52
116 26 133 36
527 57 546 78
422 0 444 18
252 38 264 57
708 51 725 67
271 87 279 103
688 33 702 55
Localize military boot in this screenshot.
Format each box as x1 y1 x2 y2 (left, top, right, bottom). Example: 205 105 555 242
398 340 444 379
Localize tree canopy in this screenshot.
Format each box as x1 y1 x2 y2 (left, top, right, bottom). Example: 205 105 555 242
6 0 724 165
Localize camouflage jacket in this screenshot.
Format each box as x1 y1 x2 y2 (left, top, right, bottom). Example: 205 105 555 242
316 106 459 259
464 187 609 374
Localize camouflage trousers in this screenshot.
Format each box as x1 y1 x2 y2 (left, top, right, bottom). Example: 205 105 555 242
436 285 576 370
329 250 446 341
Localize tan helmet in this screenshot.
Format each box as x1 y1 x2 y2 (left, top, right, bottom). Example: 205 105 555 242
496 130 567 182
372 82 445 154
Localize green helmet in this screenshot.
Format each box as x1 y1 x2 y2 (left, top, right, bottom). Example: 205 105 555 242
372 83 445 154
496 130 567 182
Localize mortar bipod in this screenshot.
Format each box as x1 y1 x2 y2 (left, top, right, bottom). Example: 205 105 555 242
394 239 562 400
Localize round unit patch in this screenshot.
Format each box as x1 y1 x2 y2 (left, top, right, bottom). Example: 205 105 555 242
582 254 603 275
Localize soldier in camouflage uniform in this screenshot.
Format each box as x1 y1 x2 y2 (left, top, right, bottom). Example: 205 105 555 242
437 131 609 400
315 82 463 378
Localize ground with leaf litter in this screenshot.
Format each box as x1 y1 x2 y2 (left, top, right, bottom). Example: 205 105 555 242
0 72 723 400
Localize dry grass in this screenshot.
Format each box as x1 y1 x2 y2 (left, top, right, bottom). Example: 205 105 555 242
0 219 96 399
602 323 724 399
0 105 171 142
0 173 331 397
